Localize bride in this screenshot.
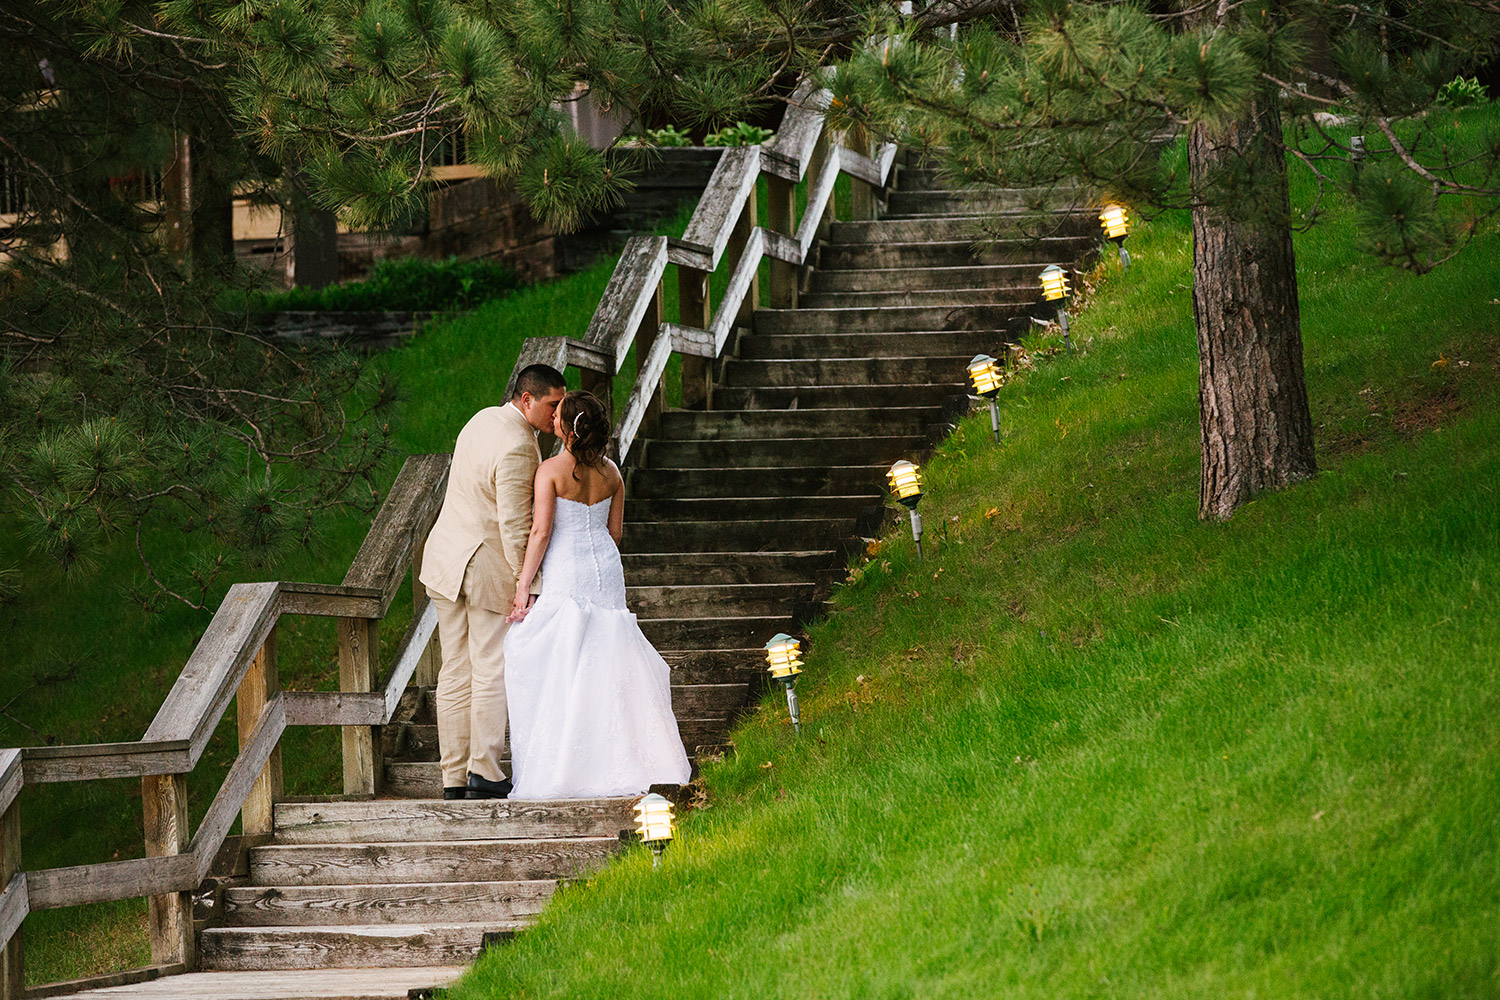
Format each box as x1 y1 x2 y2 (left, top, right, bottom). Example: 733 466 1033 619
503 390 692 799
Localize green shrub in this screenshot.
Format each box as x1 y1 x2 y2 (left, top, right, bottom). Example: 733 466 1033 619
645 125 694 147
1436 75 1490 107
703 122 774 147
255 255 519 313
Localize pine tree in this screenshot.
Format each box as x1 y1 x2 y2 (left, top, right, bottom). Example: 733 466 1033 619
819 0 1500 519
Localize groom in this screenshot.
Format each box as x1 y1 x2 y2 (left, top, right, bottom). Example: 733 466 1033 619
420 364 567 800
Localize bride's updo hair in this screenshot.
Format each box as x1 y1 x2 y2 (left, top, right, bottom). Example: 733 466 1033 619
559 390 610 472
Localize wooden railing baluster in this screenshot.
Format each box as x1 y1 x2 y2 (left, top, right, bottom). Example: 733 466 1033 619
766 176 799 308
678 267 713 409
0 751 23 1000
338 617 382 796
237 626 282 837
142 772 194 969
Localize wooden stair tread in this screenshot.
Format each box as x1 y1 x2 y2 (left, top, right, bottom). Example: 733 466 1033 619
36 967 467 1000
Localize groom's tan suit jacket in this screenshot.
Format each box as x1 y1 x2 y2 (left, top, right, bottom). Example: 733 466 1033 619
420 403 544 613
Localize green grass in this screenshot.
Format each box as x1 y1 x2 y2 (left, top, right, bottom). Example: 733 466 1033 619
0 168 854 986
437 116 1500 998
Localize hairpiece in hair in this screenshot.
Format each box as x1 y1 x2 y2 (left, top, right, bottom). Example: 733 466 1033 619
573 411 584 436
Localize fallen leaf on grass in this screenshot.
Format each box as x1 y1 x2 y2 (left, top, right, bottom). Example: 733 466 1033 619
1432 354 1449 369
985 507 1001 519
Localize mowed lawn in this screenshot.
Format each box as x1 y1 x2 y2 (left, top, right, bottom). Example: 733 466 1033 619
442 123 1500 997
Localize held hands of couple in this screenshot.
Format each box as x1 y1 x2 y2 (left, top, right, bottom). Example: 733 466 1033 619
507 591 538 624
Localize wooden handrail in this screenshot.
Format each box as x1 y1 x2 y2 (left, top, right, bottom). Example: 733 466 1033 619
0 451 454 993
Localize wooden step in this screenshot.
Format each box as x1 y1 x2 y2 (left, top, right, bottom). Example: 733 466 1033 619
272 798 637 844
626 464 886 500
710 383 966 411
383 760 712 799
221 880 556 926
641 615 797 650
198 923 507 971
798 286 1038 309
36 968 466 1000
752 303 1036 334
663 648 768 687
885 187 1083 215
630 495 880 523
655 406 941 439
623 550 841 585
722 357 971 388
826 211 1099 243
737 331 1006 361
809 262 1050 292
622 517 859 553
630 581 817 618
247 838 621 886
818 236 1095 269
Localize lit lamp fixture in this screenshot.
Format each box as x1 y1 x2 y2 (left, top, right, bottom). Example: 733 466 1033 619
764 632 804 734
634 792 675 868
967 353 1003 444
887 459 925 560
1099 204 1131 269
1038 264 1073 353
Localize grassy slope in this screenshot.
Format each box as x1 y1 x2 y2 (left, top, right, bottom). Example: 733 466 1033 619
444 125 1500 995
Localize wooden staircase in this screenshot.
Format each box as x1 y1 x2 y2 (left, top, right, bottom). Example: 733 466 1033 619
11 101 1100 1000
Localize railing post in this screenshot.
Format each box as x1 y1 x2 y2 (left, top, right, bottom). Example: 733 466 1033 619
580 366 613 426
410 534 440 690
1 784 21 1000
725 182 760 332
141 773 194 969
236 624 283 837
678 268 712 410
636 280 666 439
849 125 877 221
766 175 799 309
338 617 381 796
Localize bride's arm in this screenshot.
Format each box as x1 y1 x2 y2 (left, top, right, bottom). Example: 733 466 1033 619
607 463 625 546
509 471 557 621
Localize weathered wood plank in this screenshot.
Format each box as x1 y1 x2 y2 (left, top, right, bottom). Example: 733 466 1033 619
33 967 462 1000
0 793 20 1000
248 839 620 885
337 617 381 797
665 322 714 359
765 79 827 180
581 236 668 370
26 852 196 911
381 601 438 722
282 692 386 728
709 227 764 354
0 752 18 819
191 698 286 882
198 923 505 972
271 798 636 845
20 741 194 784
274 582 382 620
761 227 803 265
765 176 799 308
25 962 185 1000
796 144 843 256
613 322 677 462
676 266 712 409
0 874 27 961
143 582 280 764
669 146 761 271
220 880 554 926
142 773 194 967
409 525 441 690
341 453 450 604
236 629 282 839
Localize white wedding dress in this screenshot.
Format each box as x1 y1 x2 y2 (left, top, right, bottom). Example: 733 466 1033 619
503 495 691 799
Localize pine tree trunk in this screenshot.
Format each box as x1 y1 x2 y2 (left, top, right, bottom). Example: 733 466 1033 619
1189 92 1317 521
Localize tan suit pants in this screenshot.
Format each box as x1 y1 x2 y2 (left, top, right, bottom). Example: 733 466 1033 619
429 589 510 787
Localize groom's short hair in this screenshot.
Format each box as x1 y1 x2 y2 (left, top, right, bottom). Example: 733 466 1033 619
512 364 566 400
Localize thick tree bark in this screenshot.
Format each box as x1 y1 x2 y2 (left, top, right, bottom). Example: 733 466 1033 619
1189 92 1317 521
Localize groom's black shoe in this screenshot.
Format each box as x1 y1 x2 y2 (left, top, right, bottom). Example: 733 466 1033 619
465 772 512 800
442 786 467 801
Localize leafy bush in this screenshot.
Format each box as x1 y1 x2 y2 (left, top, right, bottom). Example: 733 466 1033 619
255 256 519 313
703 122 774 147
1437 75 1490 107
645 125 693 147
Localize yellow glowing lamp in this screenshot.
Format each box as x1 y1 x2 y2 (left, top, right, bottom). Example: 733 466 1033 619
967 354 1003 398
764 633 804 680
887 460 923 506
634 793 675 845
1099 204 1130 241
1039 264 1070 302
